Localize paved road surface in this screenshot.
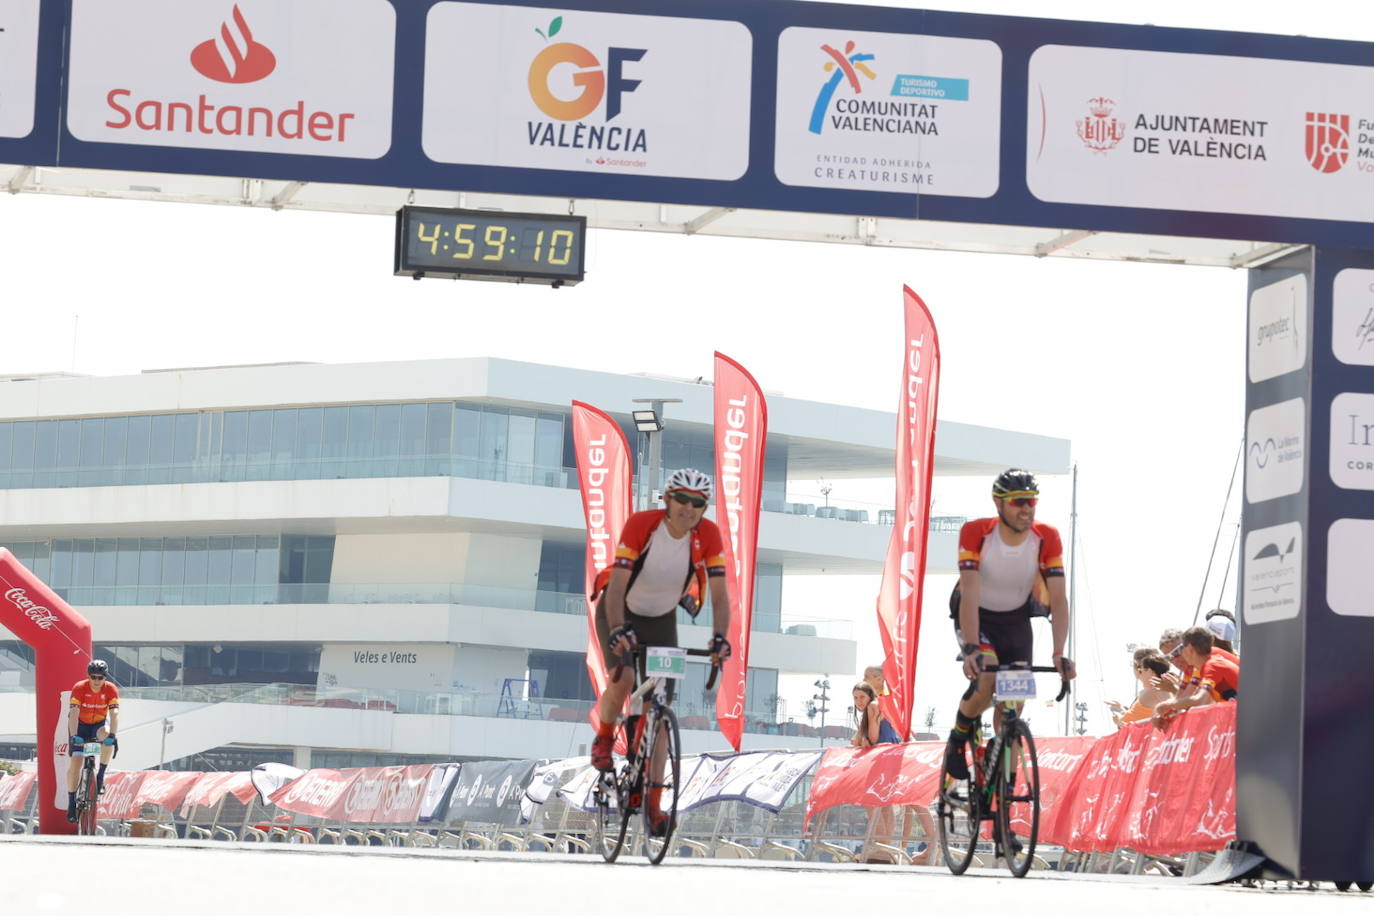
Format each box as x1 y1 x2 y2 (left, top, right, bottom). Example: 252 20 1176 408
0 836 1366 916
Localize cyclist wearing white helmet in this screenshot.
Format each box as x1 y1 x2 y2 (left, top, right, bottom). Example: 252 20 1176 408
588 468 732 831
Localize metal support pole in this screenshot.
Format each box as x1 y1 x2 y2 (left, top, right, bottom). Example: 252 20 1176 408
1066 463 1077 737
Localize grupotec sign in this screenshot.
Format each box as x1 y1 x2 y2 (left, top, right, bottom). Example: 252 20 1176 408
65 0 395 158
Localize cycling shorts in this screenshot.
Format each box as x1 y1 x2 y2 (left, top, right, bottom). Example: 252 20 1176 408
952 606 1033 668
75 720 106 743
595 594 680 702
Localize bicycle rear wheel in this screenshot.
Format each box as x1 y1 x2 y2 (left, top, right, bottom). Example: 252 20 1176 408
996 719 1040 878
77 762 99 836
592 770 630 862
936 740 981 874
641 707 681 865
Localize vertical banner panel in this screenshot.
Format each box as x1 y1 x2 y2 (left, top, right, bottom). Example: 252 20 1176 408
571 401 633 737
875 287 940 741
713 353 767 751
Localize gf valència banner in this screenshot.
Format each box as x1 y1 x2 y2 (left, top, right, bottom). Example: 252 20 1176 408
1028 45 1374 222
422 3 751 180
0 0 40 140
773 27 1001 198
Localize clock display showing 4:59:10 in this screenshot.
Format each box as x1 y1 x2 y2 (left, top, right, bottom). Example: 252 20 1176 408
394 206 586 287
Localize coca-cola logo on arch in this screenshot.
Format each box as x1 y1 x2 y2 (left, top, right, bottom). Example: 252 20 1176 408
5 588 60 630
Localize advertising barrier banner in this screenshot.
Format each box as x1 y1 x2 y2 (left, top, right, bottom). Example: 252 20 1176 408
0 771 36 810
338 765 434 824
130 770 203 815
676 749 820 814
268 767 355 819
441 759 538 827
179 771 254 815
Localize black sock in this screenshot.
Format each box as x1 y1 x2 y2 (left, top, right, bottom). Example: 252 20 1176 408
67 792 75 807
97 763 107 783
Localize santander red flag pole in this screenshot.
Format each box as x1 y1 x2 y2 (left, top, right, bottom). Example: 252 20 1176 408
713 353 768 751
571 402 634 733
876 287 941 741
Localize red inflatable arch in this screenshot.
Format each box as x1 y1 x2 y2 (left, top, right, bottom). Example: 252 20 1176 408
0 549 92 835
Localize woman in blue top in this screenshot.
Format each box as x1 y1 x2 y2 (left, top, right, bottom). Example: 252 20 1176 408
851 682 900 746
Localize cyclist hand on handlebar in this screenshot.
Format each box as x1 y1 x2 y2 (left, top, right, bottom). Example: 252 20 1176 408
960 642 984 680
607 622 638 656
70 735 85 747
708 632 731 663
1053 654 1076 680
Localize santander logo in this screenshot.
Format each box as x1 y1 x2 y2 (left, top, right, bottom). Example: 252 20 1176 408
190 5 276 84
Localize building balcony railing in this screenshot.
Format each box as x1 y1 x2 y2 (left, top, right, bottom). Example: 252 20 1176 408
107 681 851 741
54 583 849 638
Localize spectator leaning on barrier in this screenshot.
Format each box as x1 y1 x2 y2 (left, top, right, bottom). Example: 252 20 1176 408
851 682 900 747
1106 648 1172 728
1153 626 1239 724
1156 628 1188 695
1205 609 1238 656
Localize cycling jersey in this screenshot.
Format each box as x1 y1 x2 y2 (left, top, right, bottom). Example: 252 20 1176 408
1188 653 1240 702
598 509 726 618
69 678 119 725
956 517 1065 612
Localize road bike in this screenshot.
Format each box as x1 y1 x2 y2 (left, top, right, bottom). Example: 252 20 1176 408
72 736 116 837
592 645 719 865
937 663 1069 878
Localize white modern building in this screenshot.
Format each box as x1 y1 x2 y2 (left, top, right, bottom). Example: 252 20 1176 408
0 358 1069 769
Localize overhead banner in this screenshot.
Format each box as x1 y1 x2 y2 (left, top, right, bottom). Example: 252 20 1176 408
774 27 1001 197
422 3 752 179
441 759 538 827
875 287 941 740
571 400 633 737
0 0 40 140
1028 45 1374 223
713 353 768 752
65 0 396 158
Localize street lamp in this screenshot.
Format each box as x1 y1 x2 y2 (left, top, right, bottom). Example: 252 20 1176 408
630 398 681 510
812 678 831 745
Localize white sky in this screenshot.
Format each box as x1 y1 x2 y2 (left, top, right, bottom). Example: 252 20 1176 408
0 0 1351 741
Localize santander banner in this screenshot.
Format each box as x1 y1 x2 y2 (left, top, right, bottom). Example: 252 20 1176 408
713 353 767 752
1044 702 1236 855
875 287 941 740
65 0 395 157
571 401 633 733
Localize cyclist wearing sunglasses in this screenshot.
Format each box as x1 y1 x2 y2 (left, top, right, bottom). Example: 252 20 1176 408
944 469 1074 780
66 659 119 822
589 469 732 785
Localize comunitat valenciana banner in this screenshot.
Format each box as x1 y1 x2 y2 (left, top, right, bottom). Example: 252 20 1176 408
713 353 767 752
571 401 633 738
876 287 941 740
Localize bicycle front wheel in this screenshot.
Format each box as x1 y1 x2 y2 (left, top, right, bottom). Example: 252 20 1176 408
77 762 99 837
641 707 681 865
592 770 630 862
996 719 1040 878
936 740 981 875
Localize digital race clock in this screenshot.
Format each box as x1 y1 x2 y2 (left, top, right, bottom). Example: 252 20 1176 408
394 206 586 287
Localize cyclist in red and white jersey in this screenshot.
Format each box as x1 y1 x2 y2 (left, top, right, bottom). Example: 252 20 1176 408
944 469 1075 779
588 468 732 830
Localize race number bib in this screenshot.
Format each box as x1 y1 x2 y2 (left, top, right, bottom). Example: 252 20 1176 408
994 669 1036 701
645 647 687 679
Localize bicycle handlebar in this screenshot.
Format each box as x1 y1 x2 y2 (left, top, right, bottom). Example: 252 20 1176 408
611 646 723 691
982 664 1072 702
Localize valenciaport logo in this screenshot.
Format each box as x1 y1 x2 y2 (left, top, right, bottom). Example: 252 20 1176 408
525 15 648 162
1306 112 1350 173
1243 521 1302 624
1076 96 1126 152
190 5 276 84
6 587 60 630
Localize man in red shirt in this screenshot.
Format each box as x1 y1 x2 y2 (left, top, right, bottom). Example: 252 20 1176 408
67 659 119 822
1154 626 1239 723
588 468 731 833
